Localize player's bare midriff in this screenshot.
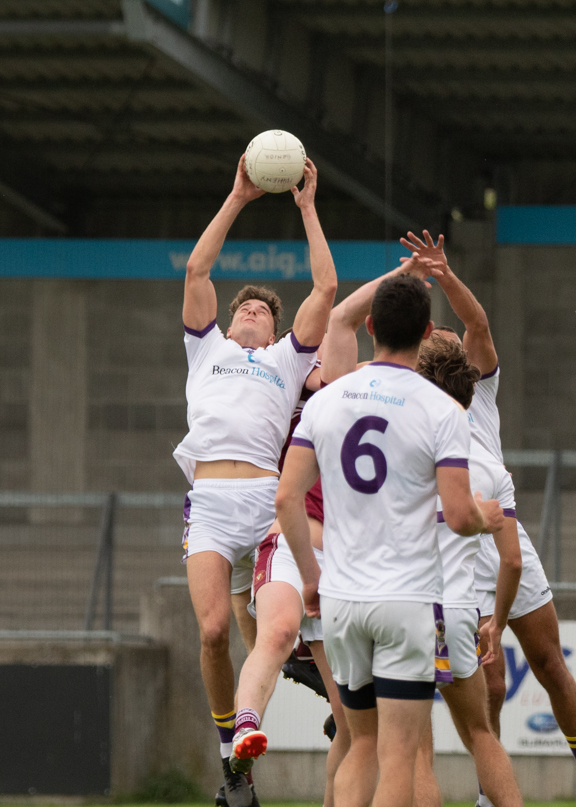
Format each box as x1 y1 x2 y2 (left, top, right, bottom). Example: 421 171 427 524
194 459 280 479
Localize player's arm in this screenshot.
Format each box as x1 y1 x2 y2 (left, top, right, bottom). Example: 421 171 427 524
182 155 265 331
290 160 338 350
321 255 436 384
480 517 522 666
400 230 498 376
437 467 504 536
275 444 322 618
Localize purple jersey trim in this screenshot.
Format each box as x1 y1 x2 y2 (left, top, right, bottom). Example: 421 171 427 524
437 512 445 523
290 331 320 354
436 458 469 469
480 363 499 380
290 437 315 450
369 361 415 372
503 508 517 518
184 318 217 338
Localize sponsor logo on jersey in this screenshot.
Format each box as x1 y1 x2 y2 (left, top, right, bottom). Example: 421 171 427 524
247 351 262 364
211 362 285 388
341 389 405 406
526 713 558 733
370 378 381 388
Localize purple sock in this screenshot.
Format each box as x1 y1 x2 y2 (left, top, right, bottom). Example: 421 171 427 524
565 735 576 758
212 709 235 746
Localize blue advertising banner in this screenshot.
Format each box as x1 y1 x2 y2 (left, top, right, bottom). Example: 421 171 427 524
0 239 411 281
497 206 576 245
147 0 191 29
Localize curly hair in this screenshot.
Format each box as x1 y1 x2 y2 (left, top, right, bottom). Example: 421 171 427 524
417 334 481 410
229 285 283 336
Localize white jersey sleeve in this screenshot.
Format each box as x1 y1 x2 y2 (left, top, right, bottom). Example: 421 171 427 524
434 404 471 470
468 364 503 462
183 319 226 369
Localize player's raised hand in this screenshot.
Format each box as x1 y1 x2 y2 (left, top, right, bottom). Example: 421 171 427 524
400 230 448 269
292 158 317 210
475 492 505 534
478 616 502 666
231 154 266 204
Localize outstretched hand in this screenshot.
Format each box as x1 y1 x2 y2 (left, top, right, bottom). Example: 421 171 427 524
400 230 448 272
230 154 267 205
292 158 317 210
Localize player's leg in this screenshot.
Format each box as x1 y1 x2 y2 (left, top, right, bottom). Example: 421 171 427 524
373 696 433 807
188 551 254 807
231 590 257 653
334 702 379 807
187 550 235 718
441 669 523 807
478 614 507 736
308 640 351 807
231 580 302 771
509 600 576 750
413 716 442 807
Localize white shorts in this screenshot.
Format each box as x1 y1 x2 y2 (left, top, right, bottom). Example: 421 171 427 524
251 532 324 642
182 477 278 594
443 607 481 679
321 597 436 695
475 522 552 620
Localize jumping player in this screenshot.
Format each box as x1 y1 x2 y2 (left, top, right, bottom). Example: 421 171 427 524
321 267 523 806
174 155 336 807
276 274 505 807
403 230 576 807
417 338 523 807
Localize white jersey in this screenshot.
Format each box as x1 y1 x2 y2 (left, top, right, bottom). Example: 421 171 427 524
173 321 317 485
468 364 503 462
292 362 470 603
437 438 516 609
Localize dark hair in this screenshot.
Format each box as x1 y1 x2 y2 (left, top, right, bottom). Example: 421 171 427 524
371 274 431 352
229 285 283 336
433 325 457 335
417 335 481 410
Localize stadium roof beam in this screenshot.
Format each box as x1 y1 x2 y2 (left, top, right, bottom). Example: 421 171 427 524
0 109 247 127
0 178 67 234
278 2 576 25
119 0 424 230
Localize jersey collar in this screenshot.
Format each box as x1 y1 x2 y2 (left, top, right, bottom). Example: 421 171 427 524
369 361 415 372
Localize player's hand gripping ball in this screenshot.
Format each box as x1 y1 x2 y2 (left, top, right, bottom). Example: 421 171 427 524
245 130 306 193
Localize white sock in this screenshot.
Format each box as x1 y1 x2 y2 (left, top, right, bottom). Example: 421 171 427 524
220 742 233 758
478 795 494 807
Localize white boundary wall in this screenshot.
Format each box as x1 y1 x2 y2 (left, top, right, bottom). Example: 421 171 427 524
266 622 576 756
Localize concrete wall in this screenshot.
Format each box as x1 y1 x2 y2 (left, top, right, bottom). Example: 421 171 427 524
0 636 167 795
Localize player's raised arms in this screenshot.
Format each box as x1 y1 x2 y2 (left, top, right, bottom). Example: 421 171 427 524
321 254 436 385
400 230 498 376
288 159 337 349
183 155 265 333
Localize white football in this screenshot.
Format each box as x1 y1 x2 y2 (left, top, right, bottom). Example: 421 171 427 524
245 130 306 193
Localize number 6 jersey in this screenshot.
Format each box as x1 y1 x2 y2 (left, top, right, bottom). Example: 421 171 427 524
291 362 470 604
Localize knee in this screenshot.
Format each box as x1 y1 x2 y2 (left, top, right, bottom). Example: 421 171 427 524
200 621 230 655
258 623 297 657
531 651 570 689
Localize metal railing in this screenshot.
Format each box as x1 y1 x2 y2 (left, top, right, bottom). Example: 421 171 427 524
503 450 576 591
0 490 183 631
0 449 574 629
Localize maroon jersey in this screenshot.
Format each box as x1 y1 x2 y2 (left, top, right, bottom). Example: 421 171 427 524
279 379 324 525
